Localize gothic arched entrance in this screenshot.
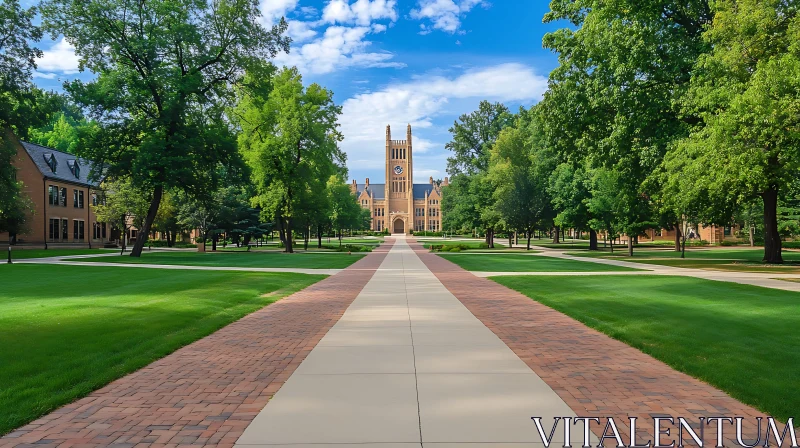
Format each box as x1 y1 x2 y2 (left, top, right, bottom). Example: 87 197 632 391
393 219 405 234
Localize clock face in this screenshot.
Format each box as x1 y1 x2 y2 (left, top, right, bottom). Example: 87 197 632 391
394 165 403 175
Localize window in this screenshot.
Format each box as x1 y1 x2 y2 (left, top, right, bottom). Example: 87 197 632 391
61 219 68 240
44 153 57 173
48 185 57 205
49 218 59 240
92 193 98 206
59 187 67 206
73 220 85 241
73 189 78 207
724 226 732 236
78 190 83 208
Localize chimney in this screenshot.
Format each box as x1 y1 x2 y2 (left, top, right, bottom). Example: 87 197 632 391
365 178 369 187
429 176 433 184
443 177 449 186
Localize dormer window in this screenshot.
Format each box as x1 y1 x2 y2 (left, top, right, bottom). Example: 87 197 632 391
68 160 80 178
44 153 57 173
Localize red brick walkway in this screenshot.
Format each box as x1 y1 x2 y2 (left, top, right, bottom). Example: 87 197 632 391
1 241 392 448
412 242 778 446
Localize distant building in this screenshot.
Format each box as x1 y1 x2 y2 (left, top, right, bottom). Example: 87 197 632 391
351 125 447 234
1 134 114 248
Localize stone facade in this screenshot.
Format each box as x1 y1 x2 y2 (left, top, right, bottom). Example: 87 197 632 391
351 125 447 234
0 133 113 248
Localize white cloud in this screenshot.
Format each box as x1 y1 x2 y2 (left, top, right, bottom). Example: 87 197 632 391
276 25 404 74
287 19 318 42
340 63 547 172
36 38 80 74
260 0 298 27
32 72 59 80
322 0 397 26
410 0 487 34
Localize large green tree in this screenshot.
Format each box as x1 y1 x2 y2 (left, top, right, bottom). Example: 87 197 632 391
671 0 800 263
236 67 344 253
41 0 290 257
0 0 42 239
444 100 513 247
541 0 712 255
487 111 553 250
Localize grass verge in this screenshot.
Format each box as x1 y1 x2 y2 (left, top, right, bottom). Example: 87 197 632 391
491 275 800 422
77 251 365 269
0 264 324 434
437 253 639 272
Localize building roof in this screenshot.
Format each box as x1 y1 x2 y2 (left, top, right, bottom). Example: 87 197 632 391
20 141 101 188
357 183 439 201
356 183 385 200
413 184 434 199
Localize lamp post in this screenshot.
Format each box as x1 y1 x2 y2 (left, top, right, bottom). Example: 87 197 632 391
7 242 11 264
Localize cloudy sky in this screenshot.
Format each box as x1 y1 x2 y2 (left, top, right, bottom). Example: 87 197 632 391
29 0 562 184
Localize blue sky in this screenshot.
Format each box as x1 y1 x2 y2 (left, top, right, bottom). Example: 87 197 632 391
30 0 562 185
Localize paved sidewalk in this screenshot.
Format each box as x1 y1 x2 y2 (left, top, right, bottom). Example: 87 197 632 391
414 243 774 447
0 242 392 448
235 236 592 447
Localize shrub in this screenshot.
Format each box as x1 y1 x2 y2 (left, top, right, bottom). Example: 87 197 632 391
783 241 800 249
322 244 372 252
147 240 196 248
719 240 739 246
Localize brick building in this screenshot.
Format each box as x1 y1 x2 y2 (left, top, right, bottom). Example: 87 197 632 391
351 125 446 234
1 134 113 248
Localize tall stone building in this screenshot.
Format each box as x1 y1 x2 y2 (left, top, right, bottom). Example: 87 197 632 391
351 125 447 234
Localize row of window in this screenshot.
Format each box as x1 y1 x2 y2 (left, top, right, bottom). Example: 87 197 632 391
391 178 406 193
374 220 384 231
391 148 407 160
414 208 439 217
373 208 385 217
428 199 439 205
429 220 440 231
48 185 87 209
48 219 110 242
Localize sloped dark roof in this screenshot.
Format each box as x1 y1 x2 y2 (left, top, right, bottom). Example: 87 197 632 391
20 141 100 188
356 183 440 200
357 183 386 200
413 184 434 200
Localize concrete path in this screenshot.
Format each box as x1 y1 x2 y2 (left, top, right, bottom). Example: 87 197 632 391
235 236 591 448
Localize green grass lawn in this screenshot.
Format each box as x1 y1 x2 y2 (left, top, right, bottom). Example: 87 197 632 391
437 253 638 272
491 275 800 422
78 251 365 269
6 249 112 259
0 264 324 435
421 240 507 250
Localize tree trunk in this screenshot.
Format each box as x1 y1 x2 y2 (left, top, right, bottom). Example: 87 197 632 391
553 226 560 244
627 235 633 257
284 217 294 253
589 229 598 251
526 229 531 251
212 232 217 251
509 232 513 248
681 234 686 259
130 185 163 257
304 225 309 251
762 186 783 264
317 224 323 248
674 224 681 252
749 224 755 247
487 228 494 249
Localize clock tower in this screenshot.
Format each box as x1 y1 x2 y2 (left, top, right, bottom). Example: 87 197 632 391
384 124 414 234
351 125 444 235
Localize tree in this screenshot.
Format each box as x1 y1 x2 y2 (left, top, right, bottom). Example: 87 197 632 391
93 179 150 254
487 112 552 250
327 176 362 246
237 67 344 253
672 0 800 263
0 0 42 132
541 0 712 256
177 193 221 251
41 0 290 257
548 162 596 249
1 0 42 239
152 191 184 247
444 101 513 247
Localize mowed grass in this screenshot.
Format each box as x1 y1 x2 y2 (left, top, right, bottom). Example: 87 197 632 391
437 253 639 272
79 251 365 269
6 249 112 259
0 264 324 435
421 240 506 250
491 275 800 422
